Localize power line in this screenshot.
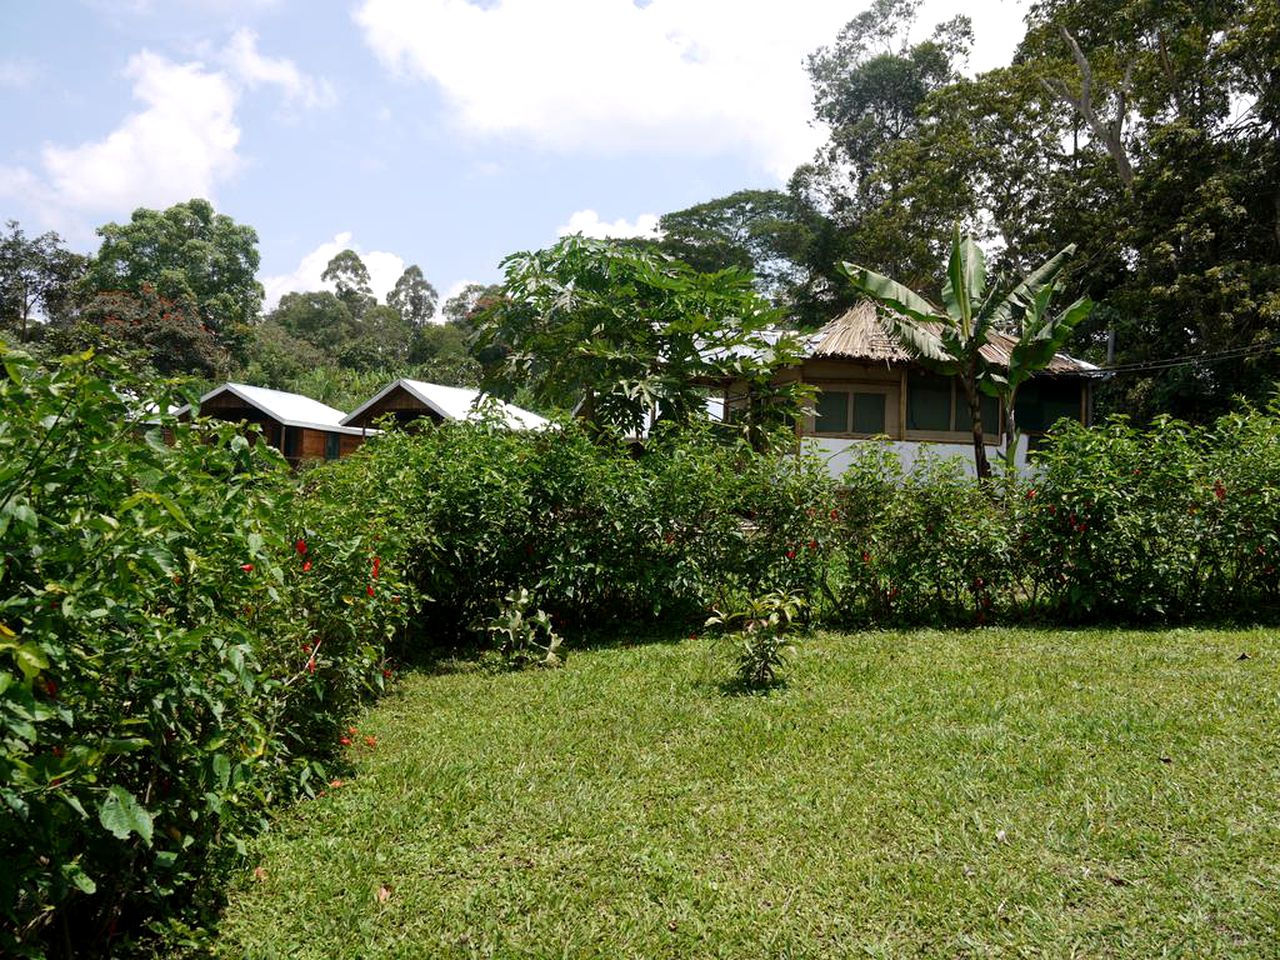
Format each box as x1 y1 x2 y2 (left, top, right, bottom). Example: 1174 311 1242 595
1099 337 1280 375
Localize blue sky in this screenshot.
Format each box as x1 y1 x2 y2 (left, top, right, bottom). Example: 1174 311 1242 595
0 0 1028 313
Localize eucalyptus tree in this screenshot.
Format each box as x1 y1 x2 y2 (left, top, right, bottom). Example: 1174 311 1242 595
0 221 85 339
839 226 1092 478
321 249 375 320
387 265 438 326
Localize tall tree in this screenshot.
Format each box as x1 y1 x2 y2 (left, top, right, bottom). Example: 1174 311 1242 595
84 199 262 343
77 284 226 378
0 222 85 339
478 235 810 441
387 265 439 326
321 249 375 320
268 291 356 353
442 283 502 334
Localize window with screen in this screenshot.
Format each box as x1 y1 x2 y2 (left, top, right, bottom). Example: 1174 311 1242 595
852 392 886 434
282 426 300 459
907 373 952 431
814 389 850 433
325 432 341 460
954 392 1001 433
1015 379 1081 433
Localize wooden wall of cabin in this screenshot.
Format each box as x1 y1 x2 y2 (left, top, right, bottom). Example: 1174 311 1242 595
349 389 443 430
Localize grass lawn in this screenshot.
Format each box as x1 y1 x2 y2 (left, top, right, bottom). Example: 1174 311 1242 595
217 628 1279 958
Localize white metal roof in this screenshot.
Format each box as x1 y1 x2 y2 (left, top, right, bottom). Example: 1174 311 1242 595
195 383 369 435
341 378 551 431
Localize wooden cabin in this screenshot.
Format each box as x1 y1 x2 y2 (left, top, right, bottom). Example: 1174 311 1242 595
342 378 550 432
186 383 371 466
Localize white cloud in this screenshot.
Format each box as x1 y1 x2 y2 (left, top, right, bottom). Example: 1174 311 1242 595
557 209 659 240
262 232 408 310
354 0 1029 180
0 36 331 228
363 250 408 303
29 51 241 215
222 28 335 109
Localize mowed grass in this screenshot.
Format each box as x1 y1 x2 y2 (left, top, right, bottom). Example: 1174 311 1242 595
218 629 1279 958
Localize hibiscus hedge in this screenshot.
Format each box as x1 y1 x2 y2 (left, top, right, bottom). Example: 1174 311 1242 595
0 346 411 956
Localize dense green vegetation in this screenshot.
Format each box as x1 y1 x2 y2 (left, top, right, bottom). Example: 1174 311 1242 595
218 627 1280 958
3 1 1278 953
4 333 1280 955
0 348 412 956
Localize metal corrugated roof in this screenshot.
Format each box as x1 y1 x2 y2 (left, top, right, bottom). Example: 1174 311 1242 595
341 378 551 431
195 383 369 435
811 302 1101 375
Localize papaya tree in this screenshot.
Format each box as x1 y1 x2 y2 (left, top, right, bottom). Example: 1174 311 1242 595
478 234 812 447
838 225 1092 478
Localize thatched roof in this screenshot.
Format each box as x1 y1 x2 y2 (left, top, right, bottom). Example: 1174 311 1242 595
810 301 1099 376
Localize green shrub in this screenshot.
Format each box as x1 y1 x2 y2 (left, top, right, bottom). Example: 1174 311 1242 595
476 587 563 669
830 405 1280 625
833 448 1013 625
706 590 807 690
311 418 838 649
1022 410 1280 620
0 345 409 956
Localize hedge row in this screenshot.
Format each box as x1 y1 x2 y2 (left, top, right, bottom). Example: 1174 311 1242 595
307 415 838 644
0 348 411 957
833 408 1280 624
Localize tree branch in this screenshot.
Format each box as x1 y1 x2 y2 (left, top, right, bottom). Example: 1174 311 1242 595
1042 27 1135 191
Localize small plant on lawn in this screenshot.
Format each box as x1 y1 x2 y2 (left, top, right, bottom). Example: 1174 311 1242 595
706 591 806 690
478 588 564 669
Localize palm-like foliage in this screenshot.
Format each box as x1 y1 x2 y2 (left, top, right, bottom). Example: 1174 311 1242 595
838 226 1092 478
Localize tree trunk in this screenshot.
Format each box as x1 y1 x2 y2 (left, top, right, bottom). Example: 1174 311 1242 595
576 388 598 429
1042 28 1135 192
960 374 991 480
1002 390 1020 473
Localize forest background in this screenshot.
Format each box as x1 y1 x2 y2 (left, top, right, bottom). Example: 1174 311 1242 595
2 0 1278 421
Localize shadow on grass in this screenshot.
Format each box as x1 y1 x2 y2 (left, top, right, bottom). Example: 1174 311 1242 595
716 676 790 698
390 619 699 677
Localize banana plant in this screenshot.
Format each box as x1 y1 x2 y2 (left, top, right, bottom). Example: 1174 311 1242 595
838 225 1092 479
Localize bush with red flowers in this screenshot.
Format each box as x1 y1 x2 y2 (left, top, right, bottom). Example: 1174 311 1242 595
306 416 836 644
0 345 409 956
830 406 1280 625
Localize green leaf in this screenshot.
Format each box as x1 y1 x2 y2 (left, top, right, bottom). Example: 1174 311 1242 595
837 262 939 326
941 225 985 332
61 861 97 895
98 785 154 845
1008 297 1094 389
988 244 1077 330
14 642 49 680
213 753 231 790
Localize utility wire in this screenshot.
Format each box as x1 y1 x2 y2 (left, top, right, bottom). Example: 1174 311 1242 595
1100 336 1280 375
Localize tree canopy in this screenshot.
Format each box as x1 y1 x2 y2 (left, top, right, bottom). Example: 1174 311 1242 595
83 199 262 342
478 235 810 441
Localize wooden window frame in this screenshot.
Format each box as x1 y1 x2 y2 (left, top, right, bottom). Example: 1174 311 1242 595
904 373 1003 446
804 381 895 439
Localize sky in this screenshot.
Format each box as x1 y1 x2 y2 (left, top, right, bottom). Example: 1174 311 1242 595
0 0 1030 315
